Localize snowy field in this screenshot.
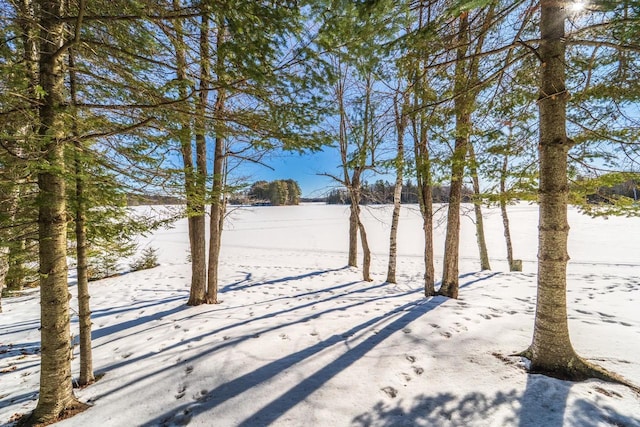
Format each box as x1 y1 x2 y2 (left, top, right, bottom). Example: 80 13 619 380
1 203 639 426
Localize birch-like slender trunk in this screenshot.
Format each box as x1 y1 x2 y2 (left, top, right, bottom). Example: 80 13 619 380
207 16 228 304
69 51 94 386
358 214 372 282
412 0 435 297
468 143 490 270
499 140 515 270
348 173 369 281
415 135 435 296
207 119 226 305
348 198 359 267
386 93 407 284
337 69 358 268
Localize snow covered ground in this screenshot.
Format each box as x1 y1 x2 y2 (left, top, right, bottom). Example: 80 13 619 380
1 203 639 426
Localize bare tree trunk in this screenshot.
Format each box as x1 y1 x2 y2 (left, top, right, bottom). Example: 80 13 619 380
440 14 471 300
69 50 94 386
358 214 372 282
468 143 491 270
348 173 370 281
187 9 210 306
416 153 435 296
348 199 359 267
523 1 627 383
385 179 402 284
499 144 515 270
207 129 226 305
207 15 227 305
31 0 83 422
386 93 407 284
526 0 583 376
336 68 358 268
412 0 435 297
167 1 206 305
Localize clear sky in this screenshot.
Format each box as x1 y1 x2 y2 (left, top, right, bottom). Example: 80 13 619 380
231 148 343 198
233 147 398 198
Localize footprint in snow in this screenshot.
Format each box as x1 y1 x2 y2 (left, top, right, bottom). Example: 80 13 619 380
381 386 398 398
400 372 412 382
194 389 208 401
176 384 186 399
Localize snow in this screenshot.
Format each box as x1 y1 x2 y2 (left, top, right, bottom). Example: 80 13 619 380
1 203 639 426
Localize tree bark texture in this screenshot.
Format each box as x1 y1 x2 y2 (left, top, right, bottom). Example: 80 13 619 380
529 0 582 375
337 70 358 268
417 152 435 296
31 0 80 422
468 143 491 270
207 131 226 305
187 10 210 306
412 2 435 297
358 214 372 282
70 51 94 386
440 13 471 299
207 17 228 305
348 201 359 267
386 94 407 284
500 149 515 270
348 173 364 275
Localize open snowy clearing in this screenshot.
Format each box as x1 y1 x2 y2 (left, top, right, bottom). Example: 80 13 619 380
1 203 639 426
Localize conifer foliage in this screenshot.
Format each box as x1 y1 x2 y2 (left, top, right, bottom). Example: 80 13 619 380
1 0 639 423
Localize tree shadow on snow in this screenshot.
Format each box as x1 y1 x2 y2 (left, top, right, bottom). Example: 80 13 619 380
134 295 448 427
221 266 350 293
94 279 406 383
458 271 501 290
90 302 190 341
86 270 503 425
350 372 639 427
89 294 187 321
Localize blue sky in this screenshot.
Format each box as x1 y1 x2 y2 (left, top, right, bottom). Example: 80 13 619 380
231 148 342 198
233 147 400 198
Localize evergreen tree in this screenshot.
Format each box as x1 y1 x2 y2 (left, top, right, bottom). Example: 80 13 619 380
29 0 85 422
520 0 639 390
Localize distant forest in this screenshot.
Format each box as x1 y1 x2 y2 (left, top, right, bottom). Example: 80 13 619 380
149 176 639 206
326 180 474 205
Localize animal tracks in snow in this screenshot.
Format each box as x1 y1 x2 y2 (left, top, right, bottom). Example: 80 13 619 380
381 354 425 400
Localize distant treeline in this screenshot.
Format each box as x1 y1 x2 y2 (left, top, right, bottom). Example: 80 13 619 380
326 180 474 205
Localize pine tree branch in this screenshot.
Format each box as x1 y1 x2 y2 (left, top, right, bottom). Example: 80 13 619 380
63 117 154 143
